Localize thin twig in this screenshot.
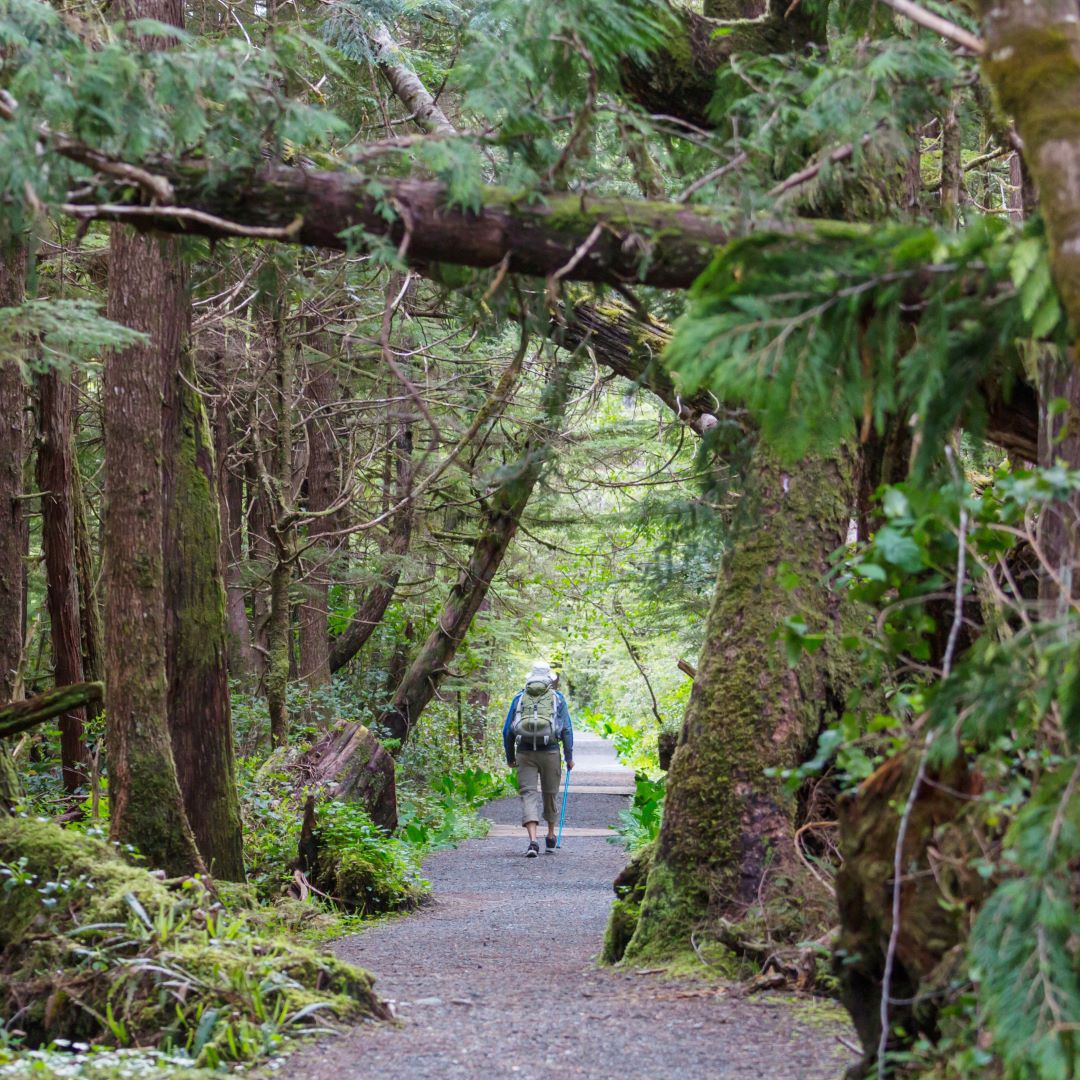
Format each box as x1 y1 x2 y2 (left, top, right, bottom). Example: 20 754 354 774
877 0 984 53
60 202 304 240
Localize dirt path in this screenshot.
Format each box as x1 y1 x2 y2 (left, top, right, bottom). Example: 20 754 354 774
280 732 856 1079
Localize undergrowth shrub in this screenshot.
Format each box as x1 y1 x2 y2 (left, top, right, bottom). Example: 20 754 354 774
238 759 425 913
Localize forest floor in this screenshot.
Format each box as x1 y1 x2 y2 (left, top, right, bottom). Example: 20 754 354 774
274 732 858 1079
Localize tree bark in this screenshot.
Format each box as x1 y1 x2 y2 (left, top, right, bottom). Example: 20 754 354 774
36 370 90 791
0 252 25 704
73 448 105 715
264 301 294 748
0 249 25 811
105 225 204 876
162 348 245 879
214 398 258 676
67 166 741 289
619 446 859 961
979 0 1080 332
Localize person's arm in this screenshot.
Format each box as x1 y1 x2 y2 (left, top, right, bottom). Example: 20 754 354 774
558 695 574 766
503 694 520 765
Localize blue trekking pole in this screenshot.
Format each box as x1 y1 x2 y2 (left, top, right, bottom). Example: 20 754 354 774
556 768 570 848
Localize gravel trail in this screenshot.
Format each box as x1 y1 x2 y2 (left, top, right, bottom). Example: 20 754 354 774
279 732 856 1079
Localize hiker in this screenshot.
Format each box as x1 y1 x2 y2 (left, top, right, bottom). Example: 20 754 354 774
503 661 574 857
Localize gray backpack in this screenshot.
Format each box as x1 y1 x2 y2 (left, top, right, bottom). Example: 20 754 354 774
512 678 561 747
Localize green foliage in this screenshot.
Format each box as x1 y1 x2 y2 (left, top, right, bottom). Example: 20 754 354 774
0 299 146 379
455 0 675 186
790 465 1080 1076
0 0 346 231
666 219 1066 469
238 758 424 913
613 773 664 851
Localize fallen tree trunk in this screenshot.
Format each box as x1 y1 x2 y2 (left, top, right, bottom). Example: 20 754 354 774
0 682 104 739
64 167 738 288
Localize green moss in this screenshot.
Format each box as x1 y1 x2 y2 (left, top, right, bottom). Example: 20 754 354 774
0 818 386 1062
620 447 859 962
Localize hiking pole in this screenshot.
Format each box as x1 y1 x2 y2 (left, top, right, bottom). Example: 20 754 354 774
556 767 570 849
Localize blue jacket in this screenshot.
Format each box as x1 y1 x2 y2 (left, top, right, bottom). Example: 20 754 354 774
503 690 573 765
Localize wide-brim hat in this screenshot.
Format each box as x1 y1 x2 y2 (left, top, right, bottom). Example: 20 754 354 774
526 660 554 685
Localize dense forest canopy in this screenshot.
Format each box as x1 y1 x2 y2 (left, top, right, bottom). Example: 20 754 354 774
1 0 1079 1076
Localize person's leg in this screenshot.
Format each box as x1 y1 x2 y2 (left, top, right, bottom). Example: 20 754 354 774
539 751 562 840
517 753 541 836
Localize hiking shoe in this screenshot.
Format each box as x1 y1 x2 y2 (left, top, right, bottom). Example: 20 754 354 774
525 841 540 858
545 835 557 852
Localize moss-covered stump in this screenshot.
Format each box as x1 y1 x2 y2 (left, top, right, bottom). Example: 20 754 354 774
298 722 397 831
833 752 988 1076
0 818 389 1066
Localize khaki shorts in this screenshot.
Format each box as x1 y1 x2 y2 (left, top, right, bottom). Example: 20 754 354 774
516 749 562 825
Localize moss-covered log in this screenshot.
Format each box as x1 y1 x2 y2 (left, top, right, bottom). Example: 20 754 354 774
616 445 859 962
0 682 104 739
69 167 743 288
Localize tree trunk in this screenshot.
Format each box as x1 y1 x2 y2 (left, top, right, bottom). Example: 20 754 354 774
297 356 338 692
979 0 1080 332
67 166 745 289
104 225 203 877
36 370 90 792
265 301 294 748
329 424 413 673
73 448 105 718
162 349 245 880
619 446 859 961
214 396 257 677
246 453 273 671
382 392 563 742
0 249 25 811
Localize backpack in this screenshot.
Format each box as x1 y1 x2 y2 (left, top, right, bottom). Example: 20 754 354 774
511 678 561 748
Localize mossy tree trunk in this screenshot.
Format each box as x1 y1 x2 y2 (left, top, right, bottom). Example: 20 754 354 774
0 248 25 811
620 445 858 961
978 0 1080 601
36 369 90 792
162 349 245 880
105 224 204 877
212 370 258 678
73 446 105 730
